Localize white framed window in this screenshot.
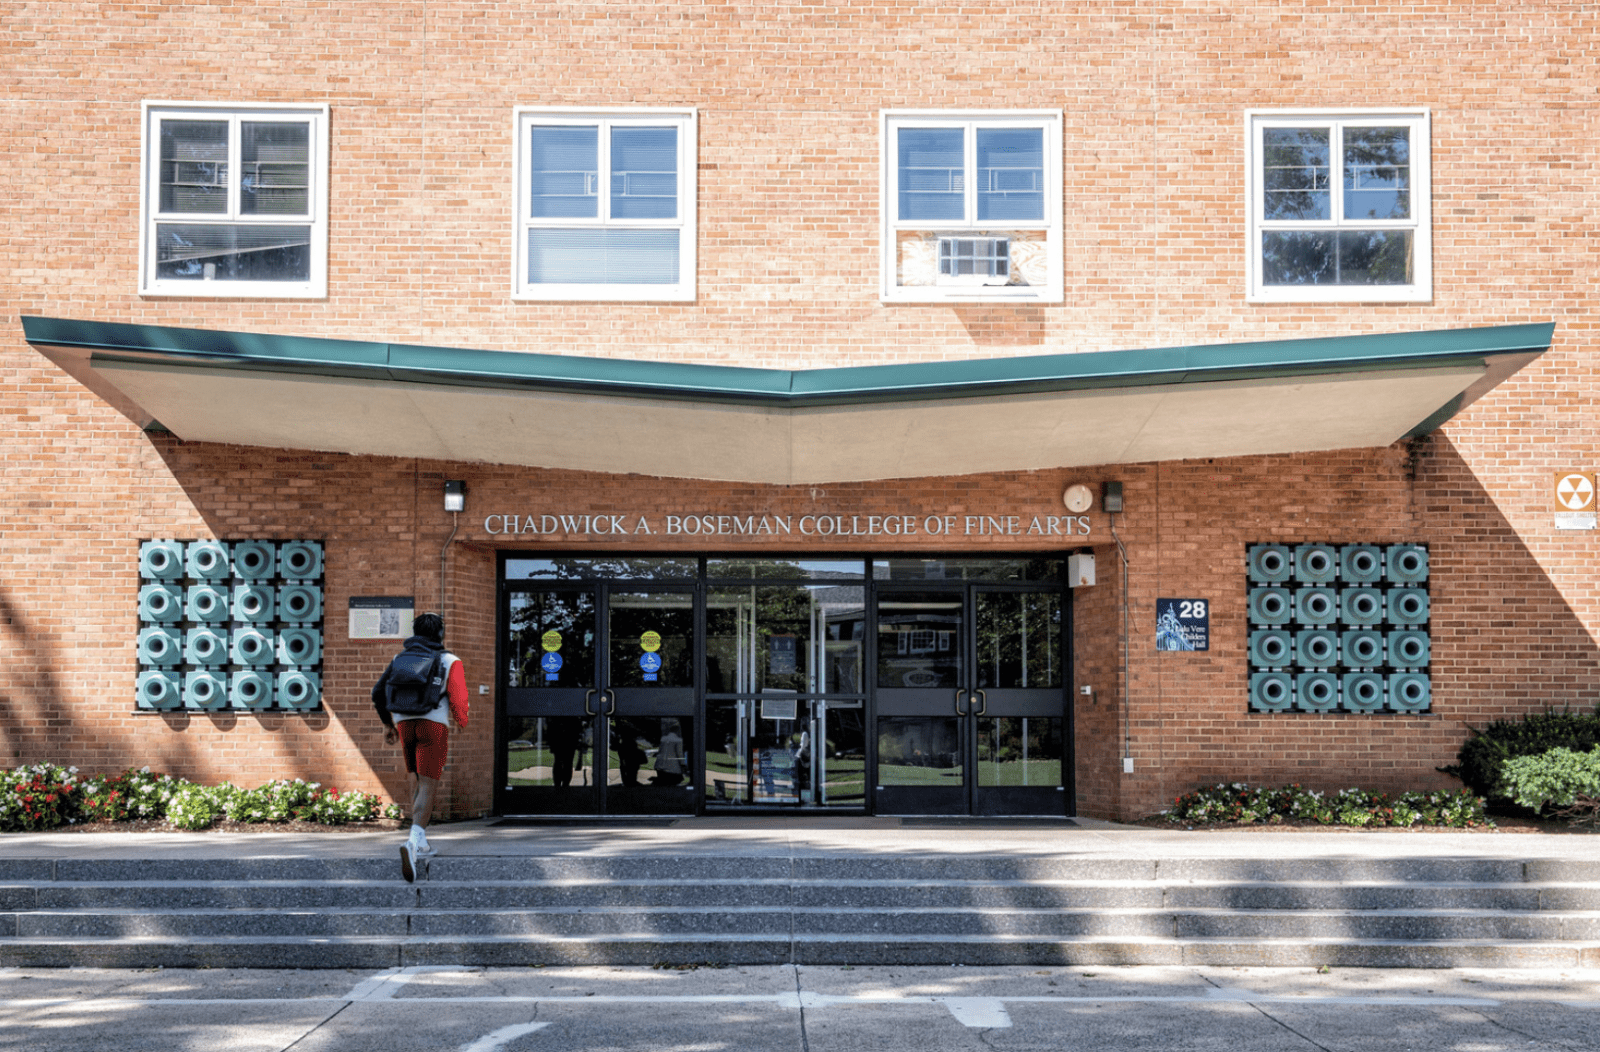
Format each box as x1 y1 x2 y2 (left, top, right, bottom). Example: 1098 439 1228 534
1246 109 1431 303
880 110 1063 304
513 107 696 302
139 102 329 298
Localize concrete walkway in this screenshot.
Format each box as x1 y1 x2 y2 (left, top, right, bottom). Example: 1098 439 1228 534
4 815 1596 863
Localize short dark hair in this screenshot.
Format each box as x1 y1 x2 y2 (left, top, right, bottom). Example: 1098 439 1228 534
413 612 445 642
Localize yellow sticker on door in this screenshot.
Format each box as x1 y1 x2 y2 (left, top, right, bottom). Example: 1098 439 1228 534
640 630 662 652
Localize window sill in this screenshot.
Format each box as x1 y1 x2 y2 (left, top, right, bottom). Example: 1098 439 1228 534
1247 287 1433 305
513 286 696 303
881 287 1063 305
139 283 327 299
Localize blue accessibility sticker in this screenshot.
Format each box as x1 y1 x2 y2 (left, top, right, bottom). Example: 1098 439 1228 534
639 652 662 673
541 652 563 673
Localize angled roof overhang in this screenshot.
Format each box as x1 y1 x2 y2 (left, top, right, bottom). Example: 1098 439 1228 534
22 316 1553 485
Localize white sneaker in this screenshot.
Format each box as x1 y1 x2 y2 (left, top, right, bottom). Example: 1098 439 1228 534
398 840 418 884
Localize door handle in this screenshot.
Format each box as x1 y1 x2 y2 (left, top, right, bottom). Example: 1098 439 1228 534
954 689 969 716
603 689 618 716
584 689 598 717
972 689 988 716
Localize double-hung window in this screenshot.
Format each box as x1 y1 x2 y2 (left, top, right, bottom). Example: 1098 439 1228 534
880 110 1063 303
1247 109 1431 302
514 107 696 301
140 102 328 297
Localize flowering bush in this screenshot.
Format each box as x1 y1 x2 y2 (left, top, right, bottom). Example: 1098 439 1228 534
222 779 395 825
1162 782 1491 829
0 764 81 832
2 765 401 832
79 767 184 823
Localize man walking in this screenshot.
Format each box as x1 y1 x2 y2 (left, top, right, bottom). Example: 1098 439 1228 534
371 612 468 882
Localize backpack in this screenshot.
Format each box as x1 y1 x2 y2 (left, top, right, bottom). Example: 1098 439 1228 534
385 650 446 716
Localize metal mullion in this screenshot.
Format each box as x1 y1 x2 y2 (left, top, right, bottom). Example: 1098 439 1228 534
226 115 243 221
1330 124 1347 233
597 119 613 227
963 123 977 227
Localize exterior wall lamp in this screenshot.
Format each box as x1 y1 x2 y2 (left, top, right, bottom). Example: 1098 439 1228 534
444 480 467 513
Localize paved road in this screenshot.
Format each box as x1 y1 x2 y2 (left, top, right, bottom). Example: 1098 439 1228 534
2 964 1598 1051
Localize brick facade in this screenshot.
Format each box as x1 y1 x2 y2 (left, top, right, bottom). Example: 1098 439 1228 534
3 2 1596 820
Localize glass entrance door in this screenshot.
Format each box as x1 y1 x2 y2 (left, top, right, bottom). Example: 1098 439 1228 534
502 587 602 814
702 571 868 810
873 580 1067 815
603 587 698 815
500 583 698 815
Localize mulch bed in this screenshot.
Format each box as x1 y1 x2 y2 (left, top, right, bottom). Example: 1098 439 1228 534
43 818 407 835
1128 814 1588 834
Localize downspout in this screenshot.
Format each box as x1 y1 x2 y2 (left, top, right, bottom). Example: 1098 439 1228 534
1109 511 1131 773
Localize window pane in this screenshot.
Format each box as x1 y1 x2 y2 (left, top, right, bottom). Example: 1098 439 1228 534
1261 128 1330 221
976 128 1043 222
1335 230 1414 284
876 717 962 786
975 591 1061 689
527 228 679 284
1262 229 1412 286
1343 127 1410 220
240 122 309 216
154 224 311 281
706 584 865 694
877 592 963 689
159 120 229 214
976 717 1062 787
872 558 1062 582
610 127 678 220
505 557 698 580
529 126 599 219
507 590 596 690
608 591 694 689
897 127 964 222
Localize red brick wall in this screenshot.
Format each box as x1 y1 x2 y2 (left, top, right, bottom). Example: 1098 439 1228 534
4 1 1599 818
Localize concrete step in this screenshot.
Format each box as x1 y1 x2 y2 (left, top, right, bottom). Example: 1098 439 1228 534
10 904 1600 941
2 853 1598 969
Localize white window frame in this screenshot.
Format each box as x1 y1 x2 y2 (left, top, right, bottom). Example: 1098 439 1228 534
1246 108 1431 304
879 109 1063 304
139 101 329 298
512 106 697 302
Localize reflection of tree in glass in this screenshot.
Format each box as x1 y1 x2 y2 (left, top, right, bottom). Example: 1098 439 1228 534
508 592 595 687
976 592 1061 689
522 557 700 580
1262 125 1411 287
1263 128 1330 221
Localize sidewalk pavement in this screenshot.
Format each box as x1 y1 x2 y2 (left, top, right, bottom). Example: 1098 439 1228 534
3 815 1596 862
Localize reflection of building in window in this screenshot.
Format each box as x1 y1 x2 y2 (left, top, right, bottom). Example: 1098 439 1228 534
141 103 328 297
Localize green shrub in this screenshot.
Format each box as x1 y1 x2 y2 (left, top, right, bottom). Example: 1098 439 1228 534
1501 747 1600 824
1441 709 1600 803
1163 782 1491 829
166 784 228 831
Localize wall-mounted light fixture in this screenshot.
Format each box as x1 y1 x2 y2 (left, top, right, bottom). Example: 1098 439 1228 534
444 480 467 513
1101 480 1124 514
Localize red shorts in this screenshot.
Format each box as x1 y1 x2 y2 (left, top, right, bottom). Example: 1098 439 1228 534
398 719 450 781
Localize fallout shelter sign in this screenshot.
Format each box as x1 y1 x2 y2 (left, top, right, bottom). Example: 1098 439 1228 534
1156 598 1209 652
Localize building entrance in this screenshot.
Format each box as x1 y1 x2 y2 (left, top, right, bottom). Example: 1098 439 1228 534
495 556 1071 817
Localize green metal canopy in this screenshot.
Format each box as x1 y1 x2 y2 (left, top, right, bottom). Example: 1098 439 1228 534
22 316 1554 484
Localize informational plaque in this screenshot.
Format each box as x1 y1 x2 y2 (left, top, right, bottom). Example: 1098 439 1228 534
1155 598 1210 652
348 596 413 640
